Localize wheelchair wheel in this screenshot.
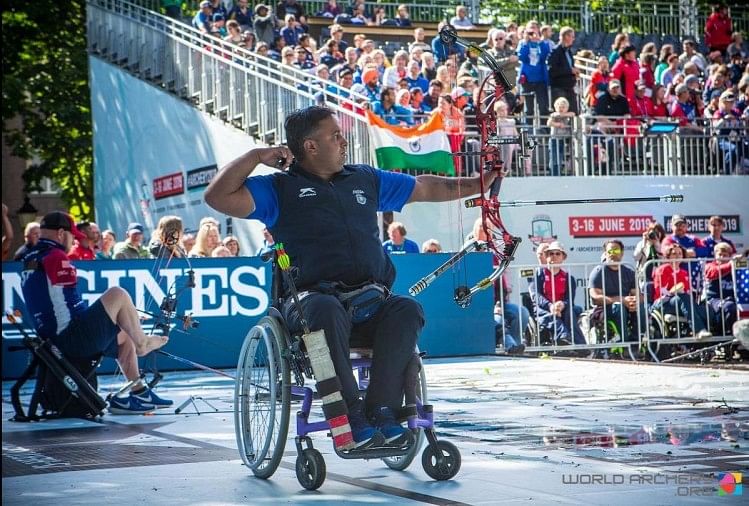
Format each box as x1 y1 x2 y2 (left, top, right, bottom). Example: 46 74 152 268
382 365 427 471
421 440 461 481
296 448 326 490
234 316 291 479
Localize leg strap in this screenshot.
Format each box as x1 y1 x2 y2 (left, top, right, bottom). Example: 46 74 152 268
302 329 355 450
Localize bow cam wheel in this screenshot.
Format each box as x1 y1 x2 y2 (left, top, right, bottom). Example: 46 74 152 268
296 448 326 490
421 440 461 481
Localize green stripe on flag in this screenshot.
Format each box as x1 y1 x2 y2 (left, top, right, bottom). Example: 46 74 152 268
375 147 455 176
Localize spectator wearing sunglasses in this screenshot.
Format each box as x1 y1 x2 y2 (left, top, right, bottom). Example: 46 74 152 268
517 22 551 117
588 239 645 342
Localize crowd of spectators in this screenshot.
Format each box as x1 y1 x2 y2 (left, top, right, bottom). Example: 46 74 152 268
491 213 745 357
2 212 252 263
170 1 749 175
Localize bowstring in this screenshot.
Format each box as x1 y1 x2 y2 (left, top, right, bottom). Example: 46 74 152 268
443 50 470 294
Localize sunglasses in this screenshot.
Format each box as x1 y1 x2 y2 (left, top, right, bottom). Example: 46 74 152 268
527 32 537 36
546 251 564 256
606 248 623 254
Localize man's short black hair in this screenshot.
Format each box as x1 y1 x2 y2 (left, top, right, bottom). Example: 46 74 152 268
284 106 336 162
603 239 624 251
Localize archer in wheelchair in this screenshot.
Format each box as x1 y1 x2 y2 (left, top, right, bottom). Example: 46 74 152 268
14 211 172 419
205 106 486 488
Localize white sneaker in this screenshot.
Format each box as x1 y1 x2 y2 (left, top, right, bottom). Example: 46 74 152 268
696 330 713 340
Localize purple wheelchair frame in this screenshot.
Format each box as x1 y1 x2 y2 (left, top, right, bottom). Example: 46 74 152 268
293 354 434 442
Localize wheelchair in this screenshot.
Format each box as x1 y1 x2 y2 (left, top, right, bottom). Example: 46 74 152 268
233 266 461 490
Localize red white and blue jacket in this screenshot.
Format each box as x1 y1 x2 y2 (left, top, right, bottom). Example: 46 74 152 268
20 238 87 339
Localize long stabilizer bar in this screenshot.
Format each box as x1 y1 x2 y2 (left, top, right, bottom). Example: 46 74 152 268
465 194 684 209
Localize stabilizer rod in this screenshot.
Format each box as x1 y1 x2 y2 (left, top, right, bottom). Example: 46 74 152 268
465 194 684 209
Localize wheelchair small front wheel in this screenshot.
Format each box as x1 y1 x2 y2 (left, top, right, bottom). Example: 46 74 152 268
296 448 326 490
421 440 461 481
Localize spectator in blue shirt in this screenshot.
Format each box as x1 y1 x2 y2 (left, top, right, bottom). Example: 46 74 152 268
662 214 711 258
280 14 303 47
404 59 429 93
372 88 415 126
517 24 551 117
431 21 465 63
228 0 253 32
192 1 213 33
703 215 736 256
383 222 420 254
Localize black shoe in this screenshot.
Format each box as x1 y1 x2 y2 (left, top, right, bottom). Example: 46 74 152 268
507 344 525 355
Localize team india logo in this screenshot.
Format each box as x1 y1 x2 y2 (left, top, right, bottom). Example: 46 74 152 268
353 189 366 205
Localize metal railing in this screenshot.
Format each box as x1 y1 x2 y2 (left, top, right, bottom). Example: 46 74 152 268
496 258 745 361
88 0 377 166
134 0 748 36
88 0 749 178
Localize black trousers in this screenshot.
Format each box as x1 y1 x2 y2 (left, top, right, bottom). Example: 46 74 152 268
283 292 424 414
521 81 550 118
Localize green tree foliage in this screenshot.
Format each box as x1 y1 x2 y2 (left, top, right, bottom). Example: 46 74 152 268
2 0 93 219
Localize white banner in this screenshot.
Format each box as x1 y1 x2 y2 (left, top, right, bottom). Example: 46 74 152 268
399 176 749 265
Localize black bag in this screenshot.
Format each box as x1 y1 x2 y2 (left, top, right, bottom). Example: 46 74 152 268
39 354 101 418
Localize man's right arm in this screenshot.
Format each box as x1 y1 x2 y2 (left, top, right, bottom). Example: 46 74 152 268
205 146 292 218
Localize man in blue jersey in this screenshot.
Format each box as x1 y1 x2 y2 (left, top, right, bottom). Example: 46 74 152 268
20 212 172 414
662 214 711 258
205 106 495 448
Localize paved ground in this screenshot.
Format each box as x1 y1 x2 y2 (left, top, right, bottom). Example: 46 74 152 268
3 356 748 505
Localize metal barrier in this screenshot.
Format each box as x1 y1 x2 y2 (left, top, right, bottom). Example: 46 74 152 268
495 258 745 360
459 114 749 177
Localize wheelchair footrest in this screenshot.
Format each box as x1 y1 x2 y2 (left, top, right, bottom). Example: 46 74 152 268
333 430 416 460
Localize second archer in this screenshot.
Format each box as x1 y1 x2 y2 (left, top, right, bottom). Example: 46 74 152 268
205 105 492 449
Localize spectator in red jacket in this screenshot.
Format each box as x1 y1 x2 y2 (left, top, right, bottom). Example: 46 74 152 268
628 81 654 118
651 84 669 117
639 53 657 96
704 4 733 55
586 56 611 108
702 242 738 334
611 45 640 100
651 243 711 339
68 222 98 260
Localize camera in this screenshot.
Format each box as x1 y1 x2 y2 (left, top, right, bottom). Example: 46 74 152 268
648 231 658 240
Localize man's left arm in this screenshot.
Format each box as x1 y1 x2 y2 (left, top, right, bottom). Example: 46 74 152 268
407 172 499 203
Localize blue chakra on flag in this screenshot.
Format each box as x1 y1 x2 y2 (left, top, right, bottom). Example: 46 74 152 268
409 139 421 153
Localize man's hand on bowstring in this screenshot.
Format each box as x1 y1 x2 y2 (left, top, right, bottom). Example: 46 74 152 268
257 146 294 170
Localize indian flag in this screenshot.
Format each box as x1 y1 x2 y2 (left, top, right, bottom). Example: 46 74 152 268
366 110 455 175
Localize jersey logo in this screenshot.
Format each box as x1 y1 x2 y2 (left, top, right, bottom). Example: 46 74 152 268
353 189 366 205
298 187 317 198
